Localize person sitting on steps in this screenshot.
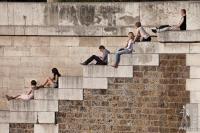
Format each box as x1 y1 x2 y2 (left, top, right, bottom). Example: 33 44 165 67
39 68 61 88
112 32 135 68
5 80 40 101
81 45 110 65
133 21 151 43
152 9 186 33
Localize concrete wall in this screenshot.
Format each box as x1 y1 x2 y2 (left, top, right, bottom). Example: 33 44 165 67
0 2 199 36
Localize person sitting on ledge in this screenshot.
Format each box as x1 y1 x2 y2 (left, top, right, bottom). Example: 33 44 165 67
39 68 61 88
6 80 40 101
152 9 186 33
112 32 135 68
133 21 151 43
80 45 110 65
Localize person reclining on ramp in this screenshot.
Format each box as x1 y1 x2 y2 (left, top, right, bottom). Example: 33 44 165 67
152 9 186 33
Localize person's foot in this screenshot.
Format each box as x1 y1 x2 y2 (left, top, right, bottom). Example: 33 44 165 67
151 29 157 33
80 63 87 65
38 85 45 88
5 95 13 101
111 64 118 68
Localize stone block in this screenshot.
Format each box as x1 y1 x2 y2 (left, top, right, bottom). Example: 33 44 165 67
190 92 200 103
34 124 58 133
59 76 83 89
187 2 200 30
0 57 20 67
0 111 56 124
34 88 83 100
37 112 55 124
190 67 200 78
186 54 200 66
4 47 30 56
186 79 200 91
50 37 79 47
108 54 159 66
83 65 133 78
83 77 108 89
0 124 9 133
158 31 200 43
9 100 58 112
189 43 200 53
0 36 12 46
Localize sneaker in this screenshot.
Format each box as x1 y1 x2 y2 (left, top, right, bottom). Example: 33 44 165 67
151 29 157 33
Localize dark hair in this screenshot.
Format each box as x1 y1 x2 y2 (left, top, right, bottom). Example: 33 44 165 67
135 22 141 28
99 45 105 50
181 9 186 14
31 80 37 86
128 32 135 39
52 68 61 79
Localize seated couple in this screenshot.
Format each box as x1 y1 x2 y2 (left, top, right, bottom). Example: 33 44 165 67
152 9 186 33
81 21 151 68
6 68 61 101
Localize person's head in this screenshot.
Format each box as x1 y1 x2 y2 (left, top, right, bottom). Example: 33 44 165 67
99 45 105 52
135 22 141 28
31 80 37 86
128 32 135 39
181 9 186 16
52 68 61 77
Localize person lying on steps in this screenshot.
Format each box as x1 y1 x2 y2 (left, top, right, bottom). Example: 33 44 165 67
151 9 186 33
112 32 135 68
6 80 40 101
81 45 110 65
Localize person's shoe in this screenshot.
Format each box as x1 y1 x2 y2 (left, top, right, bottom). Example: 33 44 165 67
111 64 118 68
151 29 157 33
80 63 87 65
5 95 13 101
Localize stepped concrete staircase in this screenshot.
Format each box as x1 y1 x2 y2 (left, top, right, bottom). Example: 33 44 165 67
0 30 200 132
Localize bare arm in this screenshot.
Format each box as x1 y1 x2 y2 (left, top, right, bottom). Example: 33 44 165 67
177 17 184 28
27 89 32 95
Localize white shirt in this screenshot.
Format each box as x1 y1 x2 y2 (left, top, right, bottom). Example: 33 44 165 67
137 26 150 39
126 39 134 51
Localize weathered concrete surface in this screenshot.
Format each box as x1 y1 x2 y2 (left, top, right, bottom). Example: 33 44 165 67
34 88 83 100
108 54 159 66
186 54 200 66
0 111 55 124
158 30 200 43
59 76 83 89
83 65 133 77
0 124 9 133
83 77 108 89
0 2 199 36
190 67 200 78
34 124 58 133
186 79 200 91
9 100 58 112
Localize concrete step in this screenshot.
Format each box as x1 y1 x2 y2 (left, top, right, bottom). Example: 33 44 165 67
59 76 82 89
83 65 133 78
34 88 83 100
158 30 200 43
186 104 199 131
0 111 55 124
34 124 58 133
0 124 9 133
108 54 159 66
186 79 200 91
83 78 108 89
190 92 200 103
9 100 58 112
190 67 200 78
187 54 200 66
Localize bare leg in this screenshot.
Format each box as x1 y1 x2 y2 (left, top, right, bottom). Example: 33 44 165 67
41 77 54 87
5 95 20 101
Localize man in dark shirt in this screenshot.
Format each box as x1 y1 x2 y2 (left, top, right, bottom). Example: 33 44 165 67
81 45 110 65
152 9 186 33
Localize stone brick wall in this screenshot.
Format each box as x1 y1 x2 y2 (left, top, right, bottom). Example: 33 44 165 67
57 54 189 133
9 124 34 133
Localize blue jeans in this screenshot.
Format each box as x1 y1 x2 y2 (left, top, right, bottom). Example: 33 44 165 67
115 48 132 66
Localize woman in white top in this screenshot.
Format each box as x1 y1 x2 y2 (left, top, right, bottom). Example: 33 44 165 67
112 32 135 68
133 22 151 43
6 80 39 101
